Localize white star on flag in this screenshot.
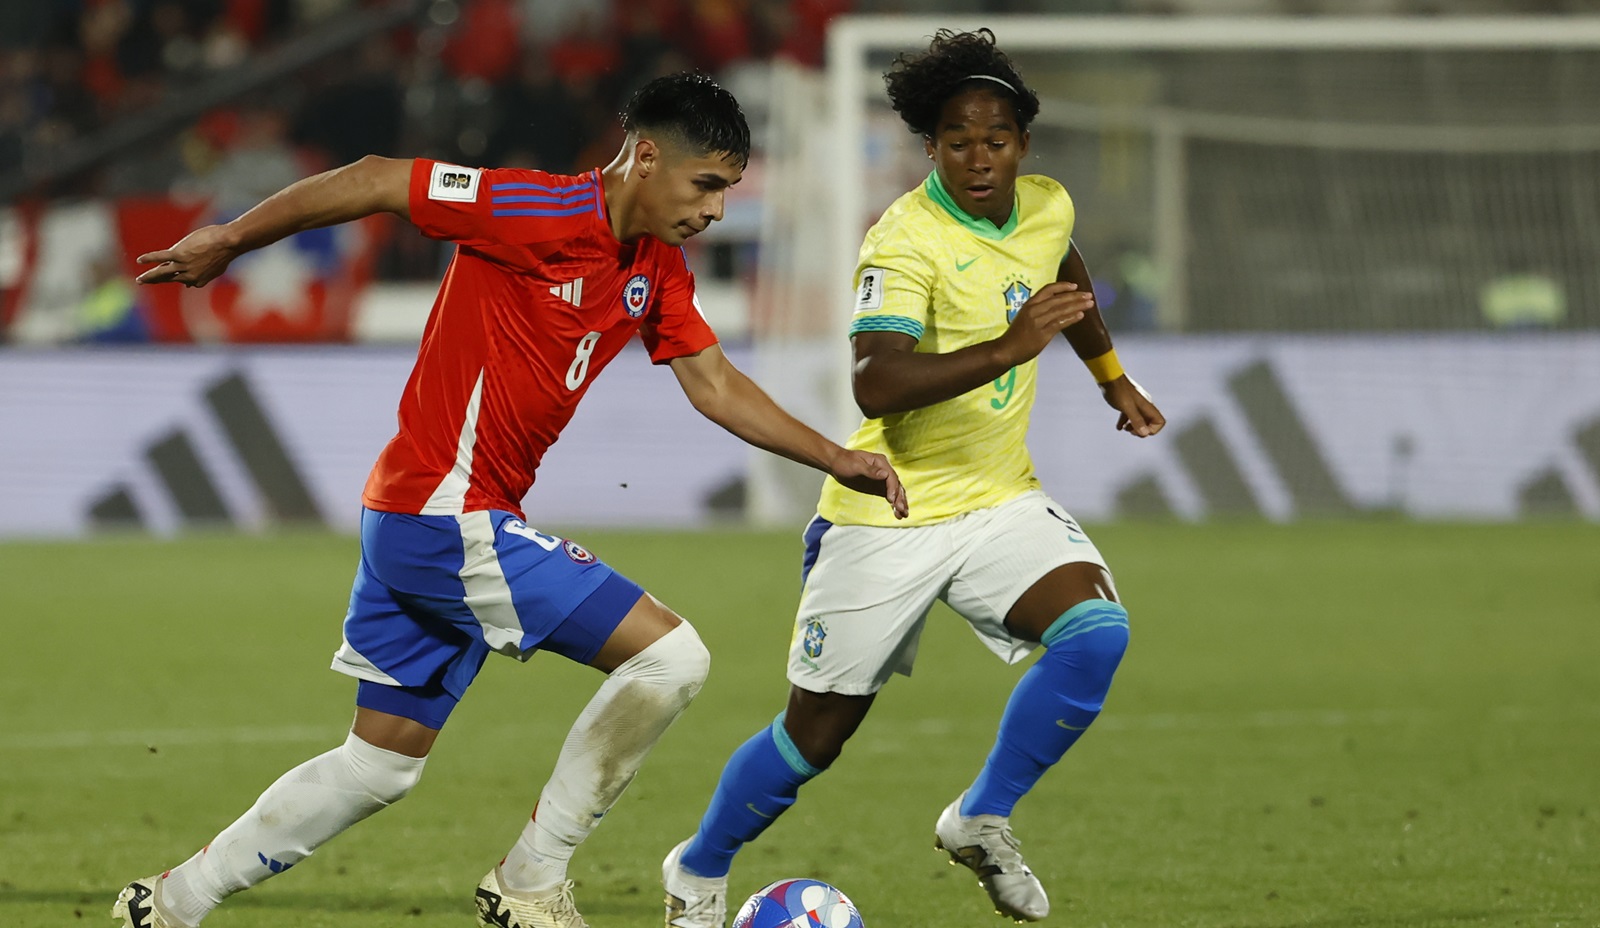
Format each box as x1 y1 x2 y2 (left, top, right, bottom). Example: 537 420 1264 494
228 239 317 325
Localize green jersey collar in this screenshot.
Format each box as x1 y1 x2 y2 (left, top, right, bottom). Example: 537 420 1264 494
924 171 1019 240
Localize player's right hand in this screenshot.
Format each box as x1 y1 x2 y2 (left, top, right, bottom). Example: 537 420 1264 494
827 449 909 520
135 224 241 288
995 281 1093 366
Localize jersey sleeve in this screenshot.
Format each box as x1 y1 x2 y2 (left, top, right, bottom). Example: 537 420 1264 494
1026 174 1076 259
640 247 719 364
847 222 935 342
407 160 600 248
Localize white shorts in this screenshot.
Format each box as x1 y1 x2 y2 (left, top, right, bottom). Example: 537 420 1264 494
787 490 1110 695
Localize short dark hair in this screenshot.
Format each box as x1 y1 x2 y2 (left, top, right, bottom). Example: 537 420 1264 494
884 29 1041 138
621 72 751 168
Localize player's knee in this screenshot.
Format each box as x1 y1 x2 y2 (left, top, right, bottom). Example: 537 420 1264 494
667 620 712 692
783 691 870 770
342 732 427 805
1076 619 1130 668
1077 623 1130 696
788 724 848 771
1043 599 1130 694
616 620 710 699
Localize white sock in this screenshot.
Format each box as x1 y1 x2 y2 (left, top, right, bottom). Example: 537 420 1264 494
500 622 710 893
157 731 426 925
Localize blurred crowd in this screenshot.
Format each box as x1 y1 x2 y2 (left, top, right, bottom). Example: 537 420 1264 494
0 0 858 205
6 0 1594 204
6 0 1595 298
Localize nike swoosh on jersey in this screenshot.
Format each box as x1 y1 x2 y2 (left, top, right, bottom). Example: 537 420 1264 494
955 257 979 271
1056 720 1088 731
746 802 776 819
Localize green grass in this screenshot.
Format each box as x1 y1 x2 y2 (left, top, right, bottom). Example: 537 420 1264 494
2 523 1598 927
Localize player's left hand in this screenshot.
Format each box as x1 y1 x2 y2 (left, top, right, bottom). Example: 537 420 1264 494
828 449 909 520
1100 375 1164 438
135 224 242 288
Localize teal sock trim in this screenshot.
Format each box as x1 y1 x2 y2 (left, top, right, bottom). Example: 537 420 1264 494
770 713 823 779
1042 599 1129 648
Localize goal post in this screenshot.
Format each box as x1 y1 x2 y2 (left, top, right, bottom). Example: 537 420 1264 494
826 14 1600 348
744 16 1600 526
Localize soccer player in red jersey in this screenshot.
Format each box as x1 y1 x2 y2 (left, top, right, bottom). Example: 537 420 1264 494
110 73 907 928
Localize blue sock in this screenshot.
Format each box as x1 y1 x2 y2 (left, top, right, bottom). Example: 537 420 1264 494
962 598 1130 818
679 713 823 878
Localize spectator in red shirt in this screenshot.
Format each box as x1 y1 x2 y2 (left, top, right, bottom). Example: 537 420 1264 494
442 0 521 84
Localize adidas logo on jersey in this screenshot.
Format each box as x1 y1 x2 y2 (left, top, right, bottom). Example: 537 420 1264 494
549 278 584 306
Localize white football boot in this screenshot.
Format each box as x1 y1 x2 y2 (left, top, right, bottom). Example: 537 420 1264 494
934 791 1050 922
111 874 188 928
662 837 728 928
475 866 589 928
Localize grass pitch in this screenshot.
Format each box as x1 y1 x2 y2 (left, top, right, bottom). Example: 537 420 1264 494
2 522 1597 927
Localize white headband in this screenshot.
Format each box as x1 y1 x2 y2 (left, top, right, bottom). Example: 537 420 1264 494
964 74 1017 94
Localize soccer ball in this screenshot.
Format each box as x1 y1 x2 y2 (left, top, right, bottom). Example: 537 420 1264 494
731 878 866 928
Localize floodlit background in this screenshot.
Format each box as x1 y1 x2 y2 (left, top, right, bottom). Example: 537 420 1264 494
1 2 1597 927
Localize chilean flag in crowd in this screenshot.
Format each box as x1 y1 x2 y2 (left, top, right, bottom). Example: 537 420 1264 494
1 198 383 343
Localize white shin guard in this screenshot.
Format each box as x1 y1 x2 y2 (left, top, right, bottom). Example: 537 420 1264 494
500 620 710 892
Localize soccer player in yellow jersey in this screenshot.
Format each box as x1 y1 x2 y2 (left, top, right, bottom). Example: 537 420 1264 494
663 29 1165 925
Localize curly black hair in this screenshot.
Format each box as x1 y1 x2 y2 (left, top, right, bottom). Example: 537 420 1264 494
883 29 1040 138
622 71 751 168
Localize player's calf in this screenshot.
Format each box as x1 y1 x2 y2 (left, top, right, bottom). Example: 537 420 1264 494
675 709 826 883
964 599 1129 819
937 599 1129 921
501 622 710 895
117 732 427 927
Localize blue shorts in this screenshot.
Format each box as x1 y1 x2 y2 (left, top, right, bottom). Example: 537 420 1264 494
332 507 644 729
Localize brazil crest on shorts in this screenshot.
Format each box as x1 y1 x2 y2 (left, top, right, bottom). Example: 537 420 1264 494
802 618 827 665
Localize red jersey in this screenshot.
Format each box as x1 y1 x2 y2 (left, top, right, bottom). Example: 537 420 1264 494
362 160 718 517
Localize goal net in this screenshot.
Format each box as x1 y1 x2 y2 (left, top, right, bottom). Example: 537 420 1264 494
747 17 1600 525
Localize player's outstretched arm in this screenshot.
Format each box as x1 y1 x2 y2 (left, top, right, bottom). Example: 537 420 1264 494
669 346 908 519
852 280 1093 419
1057 242 1165 438
135 155 414 288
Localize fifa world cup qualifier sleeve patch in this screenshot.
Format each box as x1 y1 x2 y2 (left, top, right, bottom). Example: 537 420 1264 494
855 267 886 313
428 163 481 203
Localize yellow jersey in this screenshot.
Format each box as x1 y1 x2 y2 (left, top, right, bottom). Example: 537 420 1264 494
817 171 1075 527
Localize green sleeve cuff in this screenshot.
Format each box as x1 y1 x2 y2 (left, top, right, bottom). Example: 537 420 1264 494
848 314 925 341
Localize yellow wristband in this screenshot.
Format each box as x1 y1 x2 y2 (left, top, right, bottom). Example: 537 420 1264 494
1084 348 1124 384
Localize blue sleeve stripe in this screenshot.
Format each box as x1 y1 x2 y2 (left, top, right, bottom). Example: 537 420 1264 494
491 191 596 204
492 204 595 217
849 315 925 340
490 181 596 194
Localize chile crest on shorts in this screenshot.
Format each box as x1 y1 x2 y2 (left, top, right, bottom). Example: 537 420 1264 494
623 274 651 318
563 539 596 563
